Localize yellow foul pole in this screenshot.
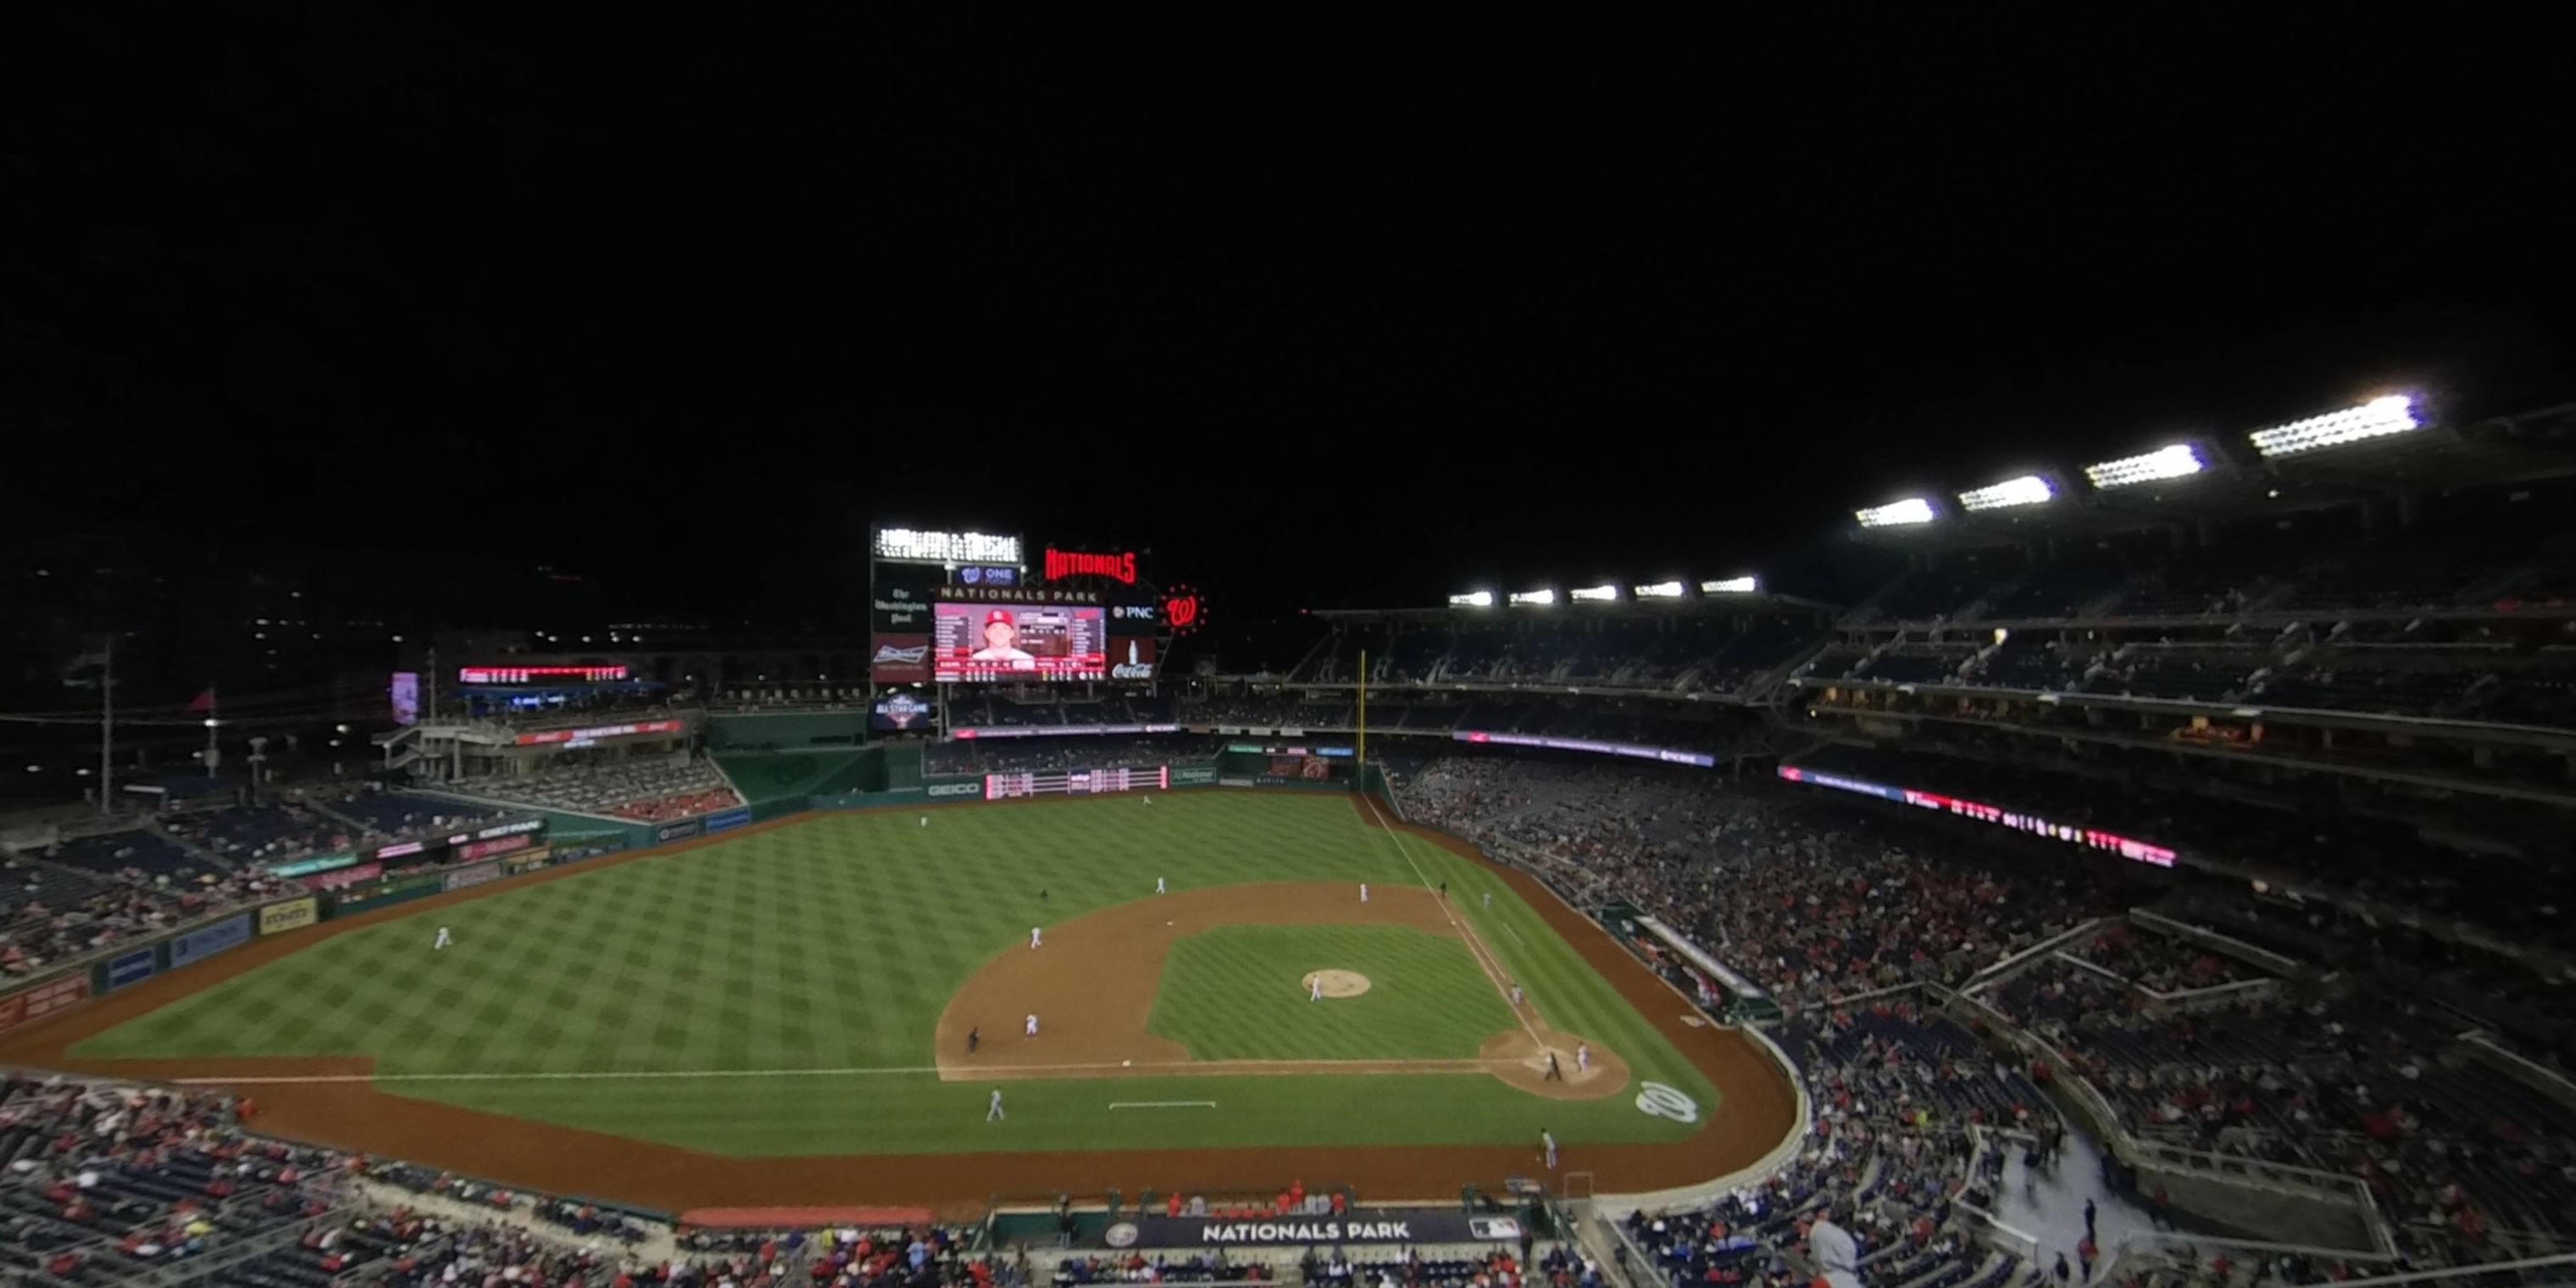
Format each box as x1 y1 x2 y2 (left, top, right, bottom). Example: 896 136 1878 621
1357 649 1368 772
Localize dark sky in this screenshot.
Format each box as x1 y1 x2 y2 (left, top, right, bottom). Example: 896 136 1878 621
13 10 2568 627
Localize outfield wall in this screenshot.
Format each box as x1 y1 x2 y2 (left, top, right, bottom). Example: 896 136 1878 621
0 828 635 1039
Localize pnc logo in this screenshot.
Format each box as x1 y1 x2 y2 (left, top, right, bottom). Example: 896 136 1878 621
1044 547 1137 584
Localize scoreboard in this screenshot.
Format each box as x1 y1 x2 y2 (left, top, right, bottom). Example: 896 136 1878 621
983 765 1171 799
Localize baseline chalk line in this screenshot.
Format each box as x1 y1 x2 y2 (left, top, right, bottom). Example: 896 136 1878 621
1109 1100 1217 1110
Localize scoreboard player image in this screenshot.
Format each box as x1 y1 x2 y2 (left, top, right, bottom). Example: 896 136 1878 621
934 602 1109 681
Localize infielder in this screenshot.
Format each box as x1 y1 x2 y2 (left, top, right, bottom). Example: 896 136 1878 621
1156 876 1167 894
433 926 451 950
1546 1052 1563 1081
1359 883 1368 903
1024 1013 1039 1038
1576 1042 1591 1074
1030 925 1042 949
1511 983 1524 1007
968 1027 980 1056
987 1089 1005 1122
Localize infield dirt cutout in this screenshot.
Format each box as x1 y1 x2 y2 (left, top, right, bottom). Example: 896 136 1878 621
1301 969 1371 997
935 882 1625 1101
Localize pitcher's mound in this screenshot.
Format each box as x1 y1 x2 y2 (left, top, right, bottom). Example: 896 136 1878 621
1301 969 1371 998
1480 1030 1630 1101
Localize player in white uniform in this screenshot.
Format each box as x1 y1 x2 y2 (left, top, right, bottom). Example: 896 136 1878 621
1030 925 1042 949
1310 974 1324 1002
1511 983 1524 1007
920 815 929 827
1482 892 1492 909
1359 883 1368 903
1541 1129 1557 1169
1024 1013 1039 1038
987 1089 1005 1122
1156 876 1167 894
433 926 451 950
1576 1043 1591 1074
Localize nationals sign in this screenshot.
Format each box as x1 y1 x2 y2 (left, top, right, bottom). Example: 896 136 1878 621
1044 547 1138 584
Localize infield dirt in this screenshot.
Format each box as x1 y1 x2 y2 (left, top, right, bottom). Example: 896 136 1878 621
0 793 1799 1216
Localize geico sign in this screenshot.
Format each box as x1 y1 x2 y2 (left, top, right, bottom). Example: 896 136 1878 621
926 782 981 797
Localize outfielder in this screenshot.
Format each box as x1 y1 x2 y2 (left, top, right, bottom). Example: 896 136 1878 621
1359 883 1368 903
433 926 451 950
1156 876 1167 894
1030 925 1042 949
920 815 929 827
987 1089 1005 1122
1024 1013 1039 1038
1483 892 1492 909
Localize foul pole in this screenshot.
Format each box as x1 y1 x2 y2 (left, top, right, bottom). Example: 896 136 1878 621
1357 648 1368 771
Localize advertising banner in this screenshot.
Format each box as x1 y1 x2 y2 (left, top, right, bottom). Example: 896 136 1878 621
871 576 938 630
1454 729 1716 769
105 948 159 992
516 719 684 747
952 723 1180 740
269 852 359 880
1107 636 1158 680
503 846 556 873
443 861 505 892
656 819 703 844
1169 764 1220 787
1774 765 2179 867
308 862 385 892
168 913 253 969
871 691 935 730
0 976 92 1034
259 897 320 935
871 635 932 685
454 833 532 863
703 808 752 834
1101 1210 1518 1249
924 780 982 799
555 837 627 863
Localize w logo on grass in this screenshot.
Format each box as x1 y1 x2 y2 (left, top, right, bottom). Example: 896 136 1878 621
1635 1081 1700 1123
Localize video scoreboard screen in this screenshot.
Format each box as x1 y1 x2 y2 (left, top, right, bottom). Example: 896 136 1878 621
984 765 1170 799
934 602 1108 682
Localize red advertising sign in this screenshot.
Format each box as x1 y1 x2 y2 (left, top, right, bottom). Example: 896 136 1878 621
0 976 92 1034
872 634 931 684
514 719 684 746
308 862 386 891
1043 547 1138 584
455 834 533 863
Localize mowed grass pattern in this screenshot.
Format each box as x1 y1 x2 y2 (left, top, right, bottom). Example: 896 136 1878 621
1148 925 1518 1061
72 792 1725 1157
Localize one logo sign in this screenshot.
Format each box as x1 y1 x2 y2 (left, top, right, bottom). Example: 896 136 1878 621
1104 1223 1140 1249
1044 547 1138 584
1635 1081 1701 1123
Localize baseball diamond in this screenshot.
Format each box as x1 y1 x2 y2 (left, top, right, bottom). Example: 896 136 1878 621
0 791 1798 1213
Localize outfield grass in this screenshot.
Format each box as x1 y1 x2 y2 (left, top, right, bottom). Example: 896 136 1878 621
73 792 1723 1157
1147 924 1518 1061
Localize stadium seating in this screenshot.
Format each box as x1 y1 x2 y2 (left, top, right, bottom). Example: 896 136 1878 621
449 757 741 822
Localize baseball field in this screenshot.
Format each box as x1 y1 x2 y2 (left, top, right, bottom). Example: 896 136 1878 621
5 791 1799 1213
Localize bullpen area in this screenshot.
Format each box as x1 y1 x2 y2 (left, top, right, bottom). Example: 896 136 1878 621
1 791 1797 1214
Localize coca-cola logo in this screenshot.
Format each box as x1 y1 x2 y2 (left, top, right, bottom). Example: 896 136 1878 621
874 643 930 663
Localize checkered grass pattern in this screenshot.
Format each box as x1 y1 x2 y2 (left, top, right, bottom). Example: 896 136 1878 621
1148 925 1516 1060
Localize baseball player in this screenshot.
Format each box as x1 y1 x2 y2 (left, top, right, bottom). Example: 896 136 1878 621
1024 1013 1039 1038
1546 1052 1563 1081
1310 974 1324 1002
1156 876 1167 894
1030 925 1043 949
1576 1042 1591 1074
1511 983 1524 1007
1359 883 1368 903
987 1089 1005 1122
920 815 929 827
433 926 451 951
1541 1129 1557 1170
1483 892 1492 909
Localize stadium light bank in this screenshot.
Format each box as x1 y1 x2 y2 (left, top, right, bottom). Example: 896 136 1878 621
1855 497 1937 528
1632 581 1688 598
1956 474 2057 513
1700 576 1760 594
2246 394 2419 458
1507 589 1557 607
2085 444 2206 490
1446 591 1496 608
1568 584 1619 602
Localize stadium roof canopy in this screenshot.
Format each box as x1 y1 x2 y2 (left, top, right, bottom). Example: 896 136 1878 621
1853 401 2576 553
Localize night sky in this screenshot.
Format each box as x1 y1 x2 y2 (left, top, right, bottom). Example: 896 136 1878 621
13 11 2568 634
